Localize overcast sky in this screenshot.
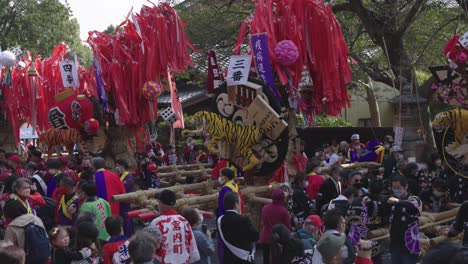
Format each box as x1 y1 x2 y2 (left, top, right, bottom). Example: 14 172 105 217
60 0 149 40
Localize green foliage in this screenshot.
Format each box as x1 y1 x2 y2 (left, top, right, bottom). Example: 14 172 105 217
0 0 92 67
176 0 254 73
103 25 116 35
316 116 353 127
296 114 352 127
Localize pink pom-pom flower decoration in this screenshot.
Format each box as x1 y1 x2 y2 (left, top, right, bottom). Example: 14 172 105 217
456 52 468 64
142 81 162 101
274 40 299 66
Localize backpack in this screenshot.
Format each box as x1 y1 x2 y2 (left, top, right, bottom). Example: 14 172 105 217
23 222 51 264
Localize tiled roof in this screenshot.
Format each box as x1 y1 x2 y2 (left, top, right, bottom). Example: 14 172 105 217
157 83 209 107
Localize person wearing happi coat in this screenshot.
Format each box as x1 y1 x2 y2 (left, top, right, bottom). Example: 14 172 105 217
114 159 135 236
55 176 80 227
92 157 126 216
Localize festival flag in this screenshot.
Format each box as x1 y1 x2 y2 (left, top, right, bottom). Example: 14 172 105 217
207 50 224 95
250 33 277 94
93 57 108 111
168 70 184 129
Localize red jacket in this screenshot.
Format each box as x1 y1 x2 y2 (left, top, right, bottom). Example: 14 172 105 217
259 190 292 244
102 236 128 264
355 257 373 264
306 172 324 200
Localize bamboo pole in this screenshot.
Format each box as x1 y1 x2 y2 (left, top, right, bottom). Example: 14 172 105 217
370 216 456 242
158 163 211 172
158 169 212 178
141 183 280 209
112 181 215 202
245 195 272 205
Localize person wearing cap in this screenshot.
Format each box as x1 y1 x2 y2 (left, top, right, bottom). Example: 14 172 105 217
92 157 126 216
350 134 366 151
295 214 323 249
150 189 200 264
7 155 28 178
216 167 245 218
383 145 404 179
259 188 292 264
315 232 373 264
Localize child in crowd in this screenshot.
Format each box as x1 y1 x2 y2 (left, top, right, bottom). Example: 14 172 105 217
102 216 128 264
74 221 103 264
49 227 92 264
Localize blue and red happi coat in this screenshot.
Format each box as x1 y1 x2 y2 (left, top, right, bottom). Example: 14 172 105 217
94 169 126 215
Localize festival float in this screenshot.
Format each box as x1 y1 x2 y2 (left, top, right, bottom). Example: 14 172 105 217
115 0 354 228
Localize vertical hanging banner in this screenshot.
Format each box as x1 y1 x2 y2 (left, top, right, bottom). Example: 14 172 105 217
227 55 251 86
207 50 224 95
168 70 184 129
250 33 276 91
59 60 79 88
93 57 108 111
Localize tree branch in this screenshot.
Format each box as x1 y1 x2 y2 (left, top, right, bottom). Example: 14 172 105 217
332 3 354 13
456 0 468 16
398 0 429 35
351 52 395 88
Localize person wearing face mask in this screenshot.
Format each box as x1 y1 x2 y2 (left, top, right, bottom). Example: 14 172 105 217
317 164 343 215
216 168 245 218
9 178 46 217
326 187 357 217
386 176 422 264
305 159 325 200
280 183 294 217
295 214 323 249
349 172 365 196
259 189 293 264
350 134 366 152
26 162 47 197
322 145 340 166
383 146 404 179
312 209 357 264
429 153 449 184
183 208 215 264
115 160 135 193
292 175 315 229
420 179 449 213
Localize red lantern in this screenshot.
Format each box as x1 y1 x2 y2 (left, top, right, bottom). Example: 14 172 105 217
84 118 99 135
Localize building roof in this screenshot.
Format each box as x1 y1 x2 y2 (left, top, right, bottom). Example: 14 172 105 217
157 82 210 108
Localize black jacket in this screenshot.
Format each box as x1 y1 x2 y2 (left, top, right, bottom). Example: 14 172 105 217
317 178 340 213
220 210 259 264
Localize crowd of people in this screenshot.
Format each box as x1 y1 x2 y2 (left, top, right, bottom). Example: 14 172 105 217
0 131 466 264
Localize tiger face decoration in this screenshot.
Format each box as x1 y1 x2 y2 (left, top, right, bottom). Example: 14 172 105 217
433 109 468 178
